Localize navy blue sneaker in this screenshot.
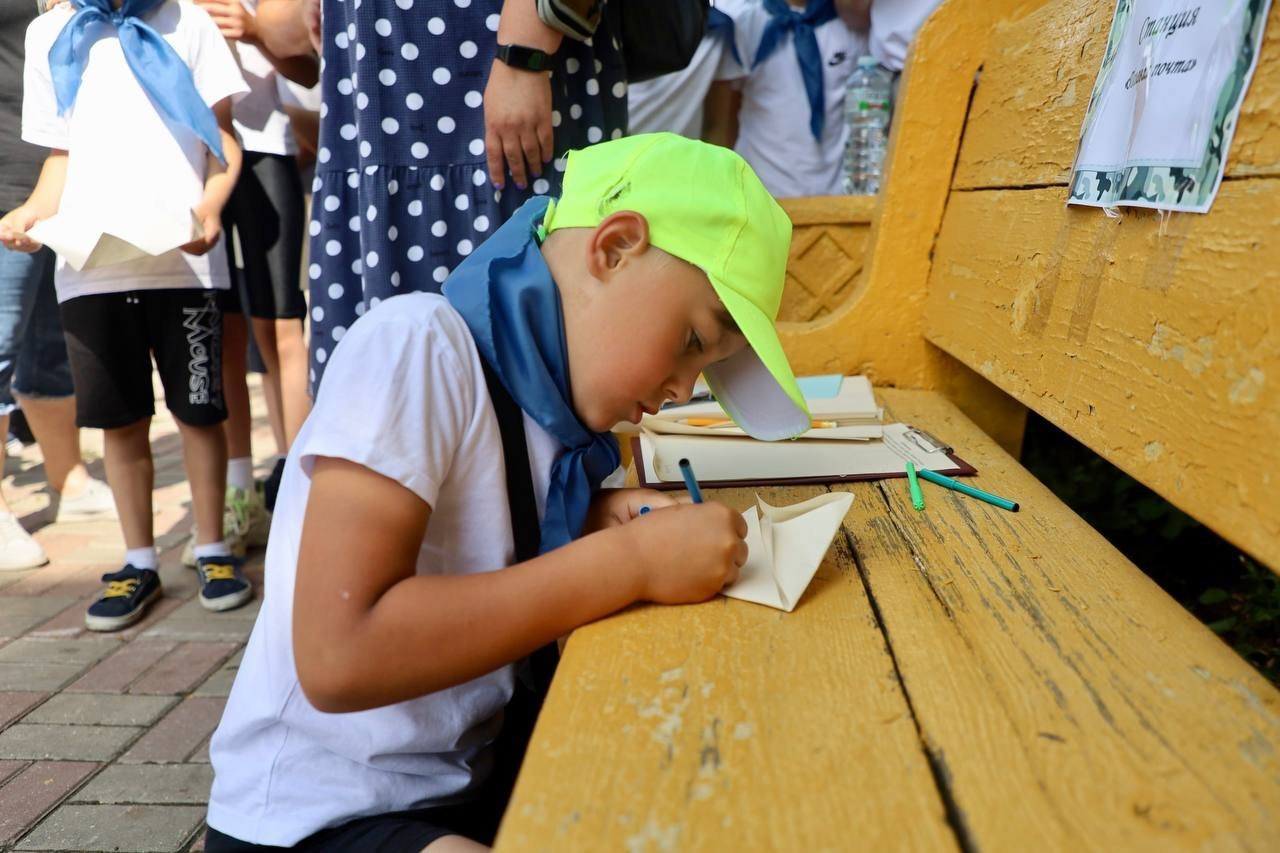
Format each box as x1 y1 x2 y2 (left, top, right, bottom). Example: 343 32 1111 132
85 565 161 632
196 554 252 612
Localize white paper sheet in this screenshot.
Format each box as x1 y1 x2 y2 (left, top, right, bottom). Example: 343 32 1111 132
27 208 203 271
722 492 854 612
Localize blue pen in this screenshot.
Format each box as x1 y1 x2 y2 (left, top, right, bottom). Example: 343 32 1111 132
678 458 704 503
916 468 1019 512
638 505 651 516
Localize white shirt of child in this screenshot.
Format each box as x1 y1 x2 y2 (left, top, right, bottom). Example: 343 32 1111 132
627 0 754 139
869 0 944 72
207 293 564 847
719 4 868 198
230 0 296 156
22 1 248 302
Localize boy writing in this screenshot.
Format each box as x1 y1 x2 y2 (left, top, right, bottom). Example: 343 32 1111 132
204 133 812 851
0 0 252 629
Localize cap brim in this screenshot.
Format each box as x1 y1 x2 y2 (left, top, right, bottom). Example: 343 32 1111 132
703 281 810 441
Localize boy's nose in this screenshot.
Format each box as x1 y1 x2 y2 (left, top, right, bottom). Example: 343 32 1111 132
664 369 700 405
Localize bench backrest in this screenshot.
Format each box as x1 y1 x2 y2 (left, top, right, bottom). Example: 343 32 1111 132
780 0 1280 571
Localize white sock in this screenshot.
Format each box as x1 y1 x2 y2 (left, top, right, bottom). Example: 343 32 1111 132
227 457 254 492
193 541 230 560
124 546 158 569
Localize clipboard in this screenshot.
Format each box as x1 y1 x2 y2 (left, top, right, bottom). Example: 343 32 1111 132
633 423 977 490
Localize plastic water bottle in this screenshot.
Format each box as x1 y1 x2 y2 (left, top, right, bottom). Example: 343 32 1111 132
842 56 893 195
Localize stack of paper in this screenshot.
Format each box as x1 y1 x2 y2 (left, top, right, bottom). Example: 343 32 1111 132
643 374 884 441
635 423 973 489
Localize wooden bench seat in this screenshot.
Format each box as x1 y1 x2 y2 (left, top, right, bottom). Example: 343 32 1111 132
495 0 1280 846
495 390 1280 850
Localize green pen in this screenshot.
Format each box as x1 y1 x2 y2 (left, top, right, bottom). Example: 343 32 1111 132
905 462 925 511
916 468 1020 513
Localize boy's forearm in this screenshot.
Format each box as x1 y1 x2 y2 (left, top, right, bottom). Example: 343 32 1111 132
199 127 241 218
23 151 69 219
301 527 644 713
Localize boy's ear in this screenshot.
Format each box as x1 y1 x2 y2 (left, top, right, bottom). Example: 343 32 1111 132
586 211 651 281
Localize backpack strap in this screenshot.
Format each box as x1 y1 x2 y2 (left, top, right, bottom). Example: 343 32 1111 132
479 360 559 695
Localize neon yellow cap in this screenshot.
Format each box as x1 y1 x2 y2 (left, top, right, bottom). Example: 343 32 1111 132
543 133 810 440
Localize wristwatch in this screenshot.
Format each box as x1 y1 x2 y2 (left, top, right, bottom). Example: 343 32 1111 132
495 43 553 72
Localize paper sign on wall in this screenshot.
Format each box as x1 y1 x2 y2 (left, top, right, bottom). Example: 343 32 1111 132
1069 0 1271 213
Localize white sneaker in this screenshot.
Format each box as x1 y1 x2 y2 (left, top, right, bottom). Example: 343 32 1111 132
53 478 117 523
0 512 48 571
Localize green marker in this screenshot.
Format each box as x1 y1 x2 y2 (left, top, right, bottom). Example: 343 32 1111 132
905 462 925 511
916 468 1020 513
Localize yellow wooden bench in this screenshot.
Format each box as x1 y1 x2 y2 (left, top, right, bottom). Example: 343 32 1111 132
495 0 1280 848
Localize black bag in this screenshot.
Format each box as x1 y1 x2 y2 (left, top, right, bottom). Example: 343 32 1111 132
607 0 711 83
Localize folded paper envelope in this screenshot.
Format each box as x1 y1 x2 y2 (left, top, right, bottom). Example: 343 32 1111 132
722 492 854 612
27 208 203 272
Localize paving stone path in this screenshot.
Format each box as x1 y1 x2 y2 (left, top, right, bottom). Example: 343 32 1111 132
0 379 275 852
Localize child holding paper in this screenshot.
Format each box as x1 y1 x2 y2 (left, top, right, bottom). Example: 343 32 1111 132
204 133 812 851
0 0 251 629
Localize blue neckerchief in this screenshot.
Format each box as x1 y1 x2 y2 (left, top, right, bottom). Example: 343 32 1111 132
707 6 742 67
443 197 621 554
754 0 838 141
49 0 226 163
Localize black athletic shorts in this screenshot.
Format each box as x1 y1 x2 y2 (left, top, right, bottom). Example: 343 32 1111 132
59 288 227 429
220 151 307 321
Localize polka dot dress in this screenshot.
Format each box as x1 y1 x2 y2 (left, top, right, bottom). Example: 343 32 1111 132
308 0 628 389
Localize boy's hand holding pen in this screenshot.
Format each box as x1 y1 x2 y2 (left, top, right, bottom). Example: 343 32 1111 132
591 461 746 605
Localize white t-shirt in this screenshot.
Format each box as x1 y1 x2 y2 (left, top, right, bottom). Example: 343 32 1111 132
23 1 248 301
627 0 754 139
231 0 295 156
869 0 944 72
720 4 867 197
207 293 565 846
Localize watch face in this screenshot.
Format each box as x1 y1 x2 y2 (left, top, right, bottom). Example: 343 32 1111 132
501 44 550 71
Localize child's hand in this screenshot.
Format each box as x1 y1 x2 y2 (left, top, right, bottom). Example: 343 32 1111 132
180 209 222 256
583 488 679 533
196 0 258 43
624 502 747 605
0 207 44 253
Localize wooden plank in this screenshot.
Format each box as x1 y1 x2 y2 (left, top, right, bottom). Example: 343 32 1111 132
857 388 1280 849
953 0 1280 190
776 0 1040 452
494 486 959 852
779 194 875 227
922 183 1280 570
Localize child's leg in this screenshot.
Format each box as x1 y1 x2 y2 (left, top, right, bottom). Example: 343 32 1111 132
145 289 229 544
177 417 227 545
239 152 310 450
221 308 255 470
250 316 288 453
58 290 157 543
61 291 164 630
146 288 251 611
102 418 154 548
250 316 310 448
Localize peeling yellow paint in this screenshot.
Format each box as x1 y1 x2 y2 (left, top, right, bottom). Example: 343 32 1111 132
1144 442 1163 462
1229 368 1266 405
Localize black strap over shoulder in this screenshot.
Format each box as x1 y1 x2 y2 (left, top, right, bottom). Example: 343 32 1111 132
478 360 559 696
480 359 542 563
